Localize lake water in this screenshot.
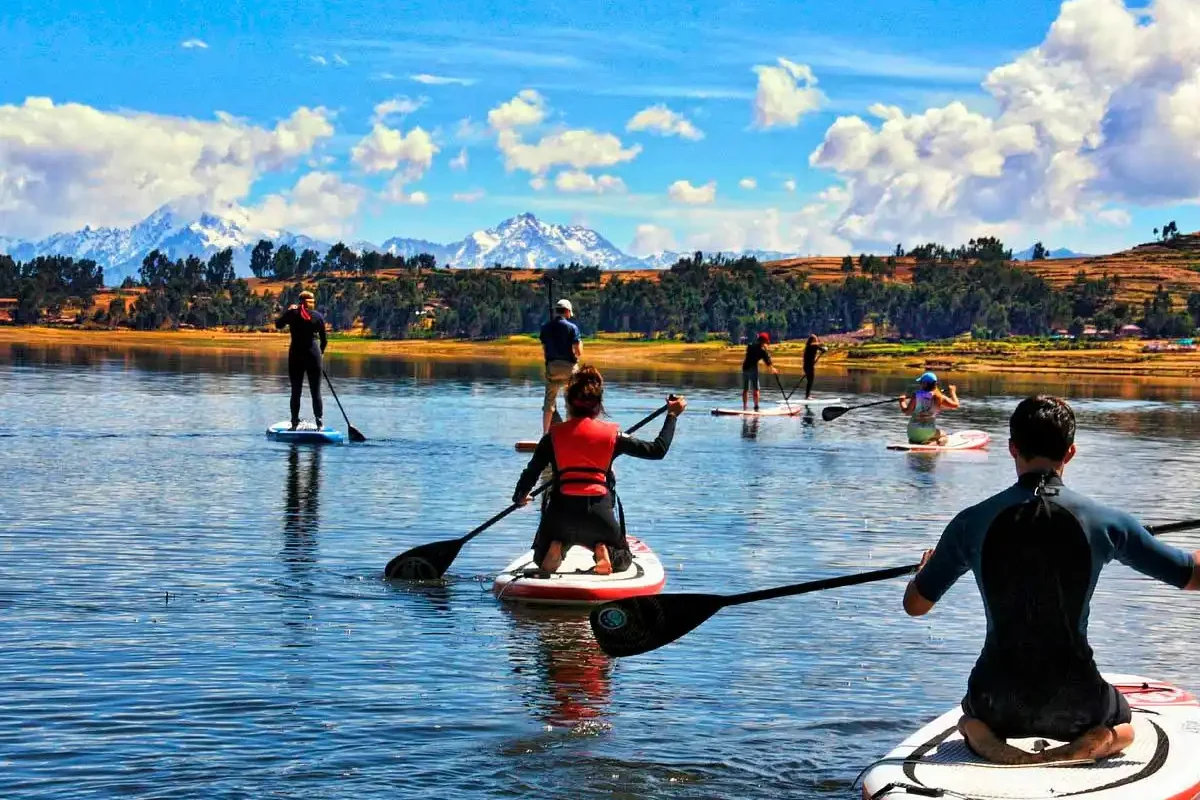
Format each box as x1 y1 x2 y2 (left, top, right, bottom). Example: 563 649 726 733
2 342 1199 799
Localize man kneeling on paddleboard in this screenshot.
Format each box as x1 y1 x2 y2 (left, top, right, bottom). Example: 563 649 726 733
513 366 686 575
898 371 958 445
903 395 1200 765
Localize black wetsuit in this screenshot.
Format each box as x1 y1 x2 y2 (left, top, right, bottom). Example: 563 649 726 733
802 342 827 398
917 472 1195 741
513 414 677 571
275 307 327 425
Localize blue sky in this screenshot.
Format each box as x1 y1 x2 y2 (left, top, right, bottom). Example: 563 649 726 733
2 0 1198 255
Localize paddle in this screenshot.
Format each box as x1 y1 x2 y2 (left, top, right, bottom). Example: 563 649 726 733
322 368 366 443
773 372 793 413
589 518 1200 658
384 397 676 581
821 397 898 422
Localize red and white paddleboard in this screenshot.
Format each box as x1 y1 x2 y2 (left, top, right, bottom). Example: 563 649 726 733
711 397 844 417
492 536 666 606
861 675 1200 800
887 430 991 452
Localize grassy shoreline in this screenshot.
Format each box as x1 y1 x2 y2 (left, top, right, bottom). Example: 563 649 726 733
2 326 1200 379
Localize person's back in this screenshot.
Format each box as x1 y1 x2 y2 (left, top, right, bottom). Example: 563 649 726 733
539 300 582 433
540 315 580 364
904 395 1200 765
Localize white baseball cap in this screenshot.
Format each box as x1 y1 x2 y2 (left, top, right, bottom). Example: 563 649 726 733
555 299 573 312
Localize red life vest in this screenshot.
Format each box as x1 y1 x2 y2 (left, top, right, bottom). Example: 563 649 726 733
549 417 619 497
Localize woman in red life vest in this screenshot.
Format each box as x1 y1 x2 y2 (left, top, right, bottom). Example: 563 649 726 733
513 366 687 574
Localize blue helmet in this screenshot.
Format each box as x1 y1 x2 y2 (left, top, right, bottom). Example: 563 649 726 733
916 371 938 386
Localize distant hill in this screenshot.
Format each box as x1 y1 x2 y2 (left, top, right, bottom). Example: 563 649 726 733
1013 245 1091 260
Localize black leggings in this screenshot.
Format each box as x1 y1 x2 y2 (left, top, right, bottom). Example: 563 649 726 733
533 493 633 570
803 367 815 398
288 349 323 423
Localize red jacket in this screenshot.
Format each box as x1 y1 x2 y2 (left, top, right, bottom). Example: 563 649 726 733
550 417 619 497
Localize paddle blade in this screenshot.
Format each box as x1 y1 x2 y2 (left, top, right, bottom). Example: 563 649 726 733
821 406 850 422
348 425 367 443
589 593 725 657
384 537 464 580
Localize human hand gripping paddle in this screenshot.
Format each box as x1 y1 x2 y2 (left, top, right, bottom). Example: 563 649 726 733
321 368 367 442
589 518 1200 658
384 396 678 581
821 396 900 422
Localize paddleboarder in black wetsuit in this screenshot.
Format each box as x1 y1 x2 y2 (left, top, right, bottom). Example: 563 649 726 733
903 395 1200 765
275 290 327 430
801 334 827 400
513 366 687 575
741 332 778 411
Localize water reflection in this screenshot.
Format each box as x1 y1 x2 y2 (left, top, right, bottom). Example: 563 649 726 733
503 606 612 733
741 418 760 440
282 445 322 578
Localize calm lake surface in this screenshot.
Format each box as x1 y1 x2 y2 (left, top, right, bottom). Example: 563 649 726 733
3 343 1200 799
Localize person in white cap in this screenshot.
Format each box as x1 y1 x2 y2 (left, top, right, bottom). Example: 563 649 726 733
539 298 583 433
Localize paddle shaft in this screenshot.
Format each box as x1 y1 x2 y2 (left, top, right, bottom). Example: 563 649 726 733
715 517 1200 609
322 368 353 427
774 372 792 412
459 400 673 546
839 397 898 413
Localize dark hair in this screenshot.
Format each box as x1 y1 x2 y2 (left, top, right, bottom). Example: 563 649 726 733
806 334 818 345
1009 395 1075 461
565 365 605 418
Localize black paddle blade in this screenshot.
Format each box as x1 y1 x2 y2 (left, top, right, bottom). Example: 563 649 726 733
821 406 850 422
384 538 464 580
348 425 367 443
589 593 726 657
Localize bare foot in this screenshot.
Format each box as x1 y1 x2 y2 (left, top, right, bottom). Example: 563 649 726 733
593 543 613 575
1036 724 1133 762
958 716 1041 765
541 541 564 573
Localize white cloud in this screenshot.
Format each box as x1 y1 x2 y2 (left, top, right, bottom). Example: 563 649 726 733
739 177 758 190
310 55 328 67
350 124 437 177
452 189 486 203
382 178 428 205
752 58 823 129
333 54 349 66
498 129 641 175
487 89 547 130
554 171 627 194
784 179 797 192
529 176 548 191
454 118 491 144
0 98 334 238
808 0 1200 249
247 172 365 240
1097 208 1132 227
181 39 208 50
450 148 469 170
626 104 704 140
629 223 678 256
372 96 426 124
668 179 717 205
411 73 476 86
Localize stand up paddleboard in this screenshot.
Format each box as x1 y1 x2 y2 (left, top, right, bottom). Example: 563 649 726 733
861 675 1200 800
887 430 990 452
492 536 666 606
266 420 346 444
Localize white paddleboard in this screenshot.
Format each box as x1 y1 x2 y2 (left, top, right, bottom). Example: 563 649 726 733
492 536 666 606
266 420 346 444
887 430 991 452
861 675 1200 799
712 397 843 417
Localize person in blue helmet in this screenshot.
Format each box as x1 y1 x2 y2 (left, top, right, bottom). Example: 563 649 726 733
898 371 959 445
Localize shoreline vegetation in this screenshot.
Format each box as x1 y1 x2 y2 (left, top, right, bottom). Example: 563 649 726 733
4 327 1200 380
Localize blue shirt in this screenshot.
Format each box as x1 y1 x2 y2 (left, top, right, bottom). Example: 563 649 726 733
540 317 580 363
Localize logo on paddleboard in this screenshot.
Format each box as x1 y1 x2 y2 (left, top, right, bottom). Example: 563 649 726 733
596 607 627 631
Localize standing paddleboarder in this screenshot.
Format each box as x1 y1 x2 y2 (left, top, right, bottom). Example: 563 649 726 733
902 395 1200 765
275 290 327 430
898 371 958 445
539 299 582 434
741 332 779 412
801 334 827 400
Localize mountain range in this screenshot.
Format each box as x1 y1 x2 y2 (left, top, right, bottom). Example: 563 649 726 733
1012 245 1090 260
0 208 792 281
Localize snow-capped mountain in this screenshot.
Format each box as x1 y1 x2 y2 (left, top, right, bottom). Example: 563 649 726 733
1014 245 1091 260
0 208 802 281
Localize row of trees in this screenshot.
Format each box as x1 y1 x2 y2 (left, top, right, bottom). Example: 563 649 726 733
247 240 436 280
3 238 1199 341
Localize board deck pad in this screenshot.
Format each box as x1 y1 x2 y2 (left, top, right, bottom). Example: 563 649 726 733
887 429 991 452
861 676 1200 799
711 399 842 417
266 420 346 444
492 536 666 606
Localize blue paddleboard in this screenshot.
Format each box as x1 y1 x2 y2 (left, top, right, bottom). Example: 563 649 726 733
266 421 346 444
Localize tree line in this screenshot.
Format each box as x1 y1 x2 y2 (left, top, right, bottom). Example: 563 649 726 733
2 237 1198 341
